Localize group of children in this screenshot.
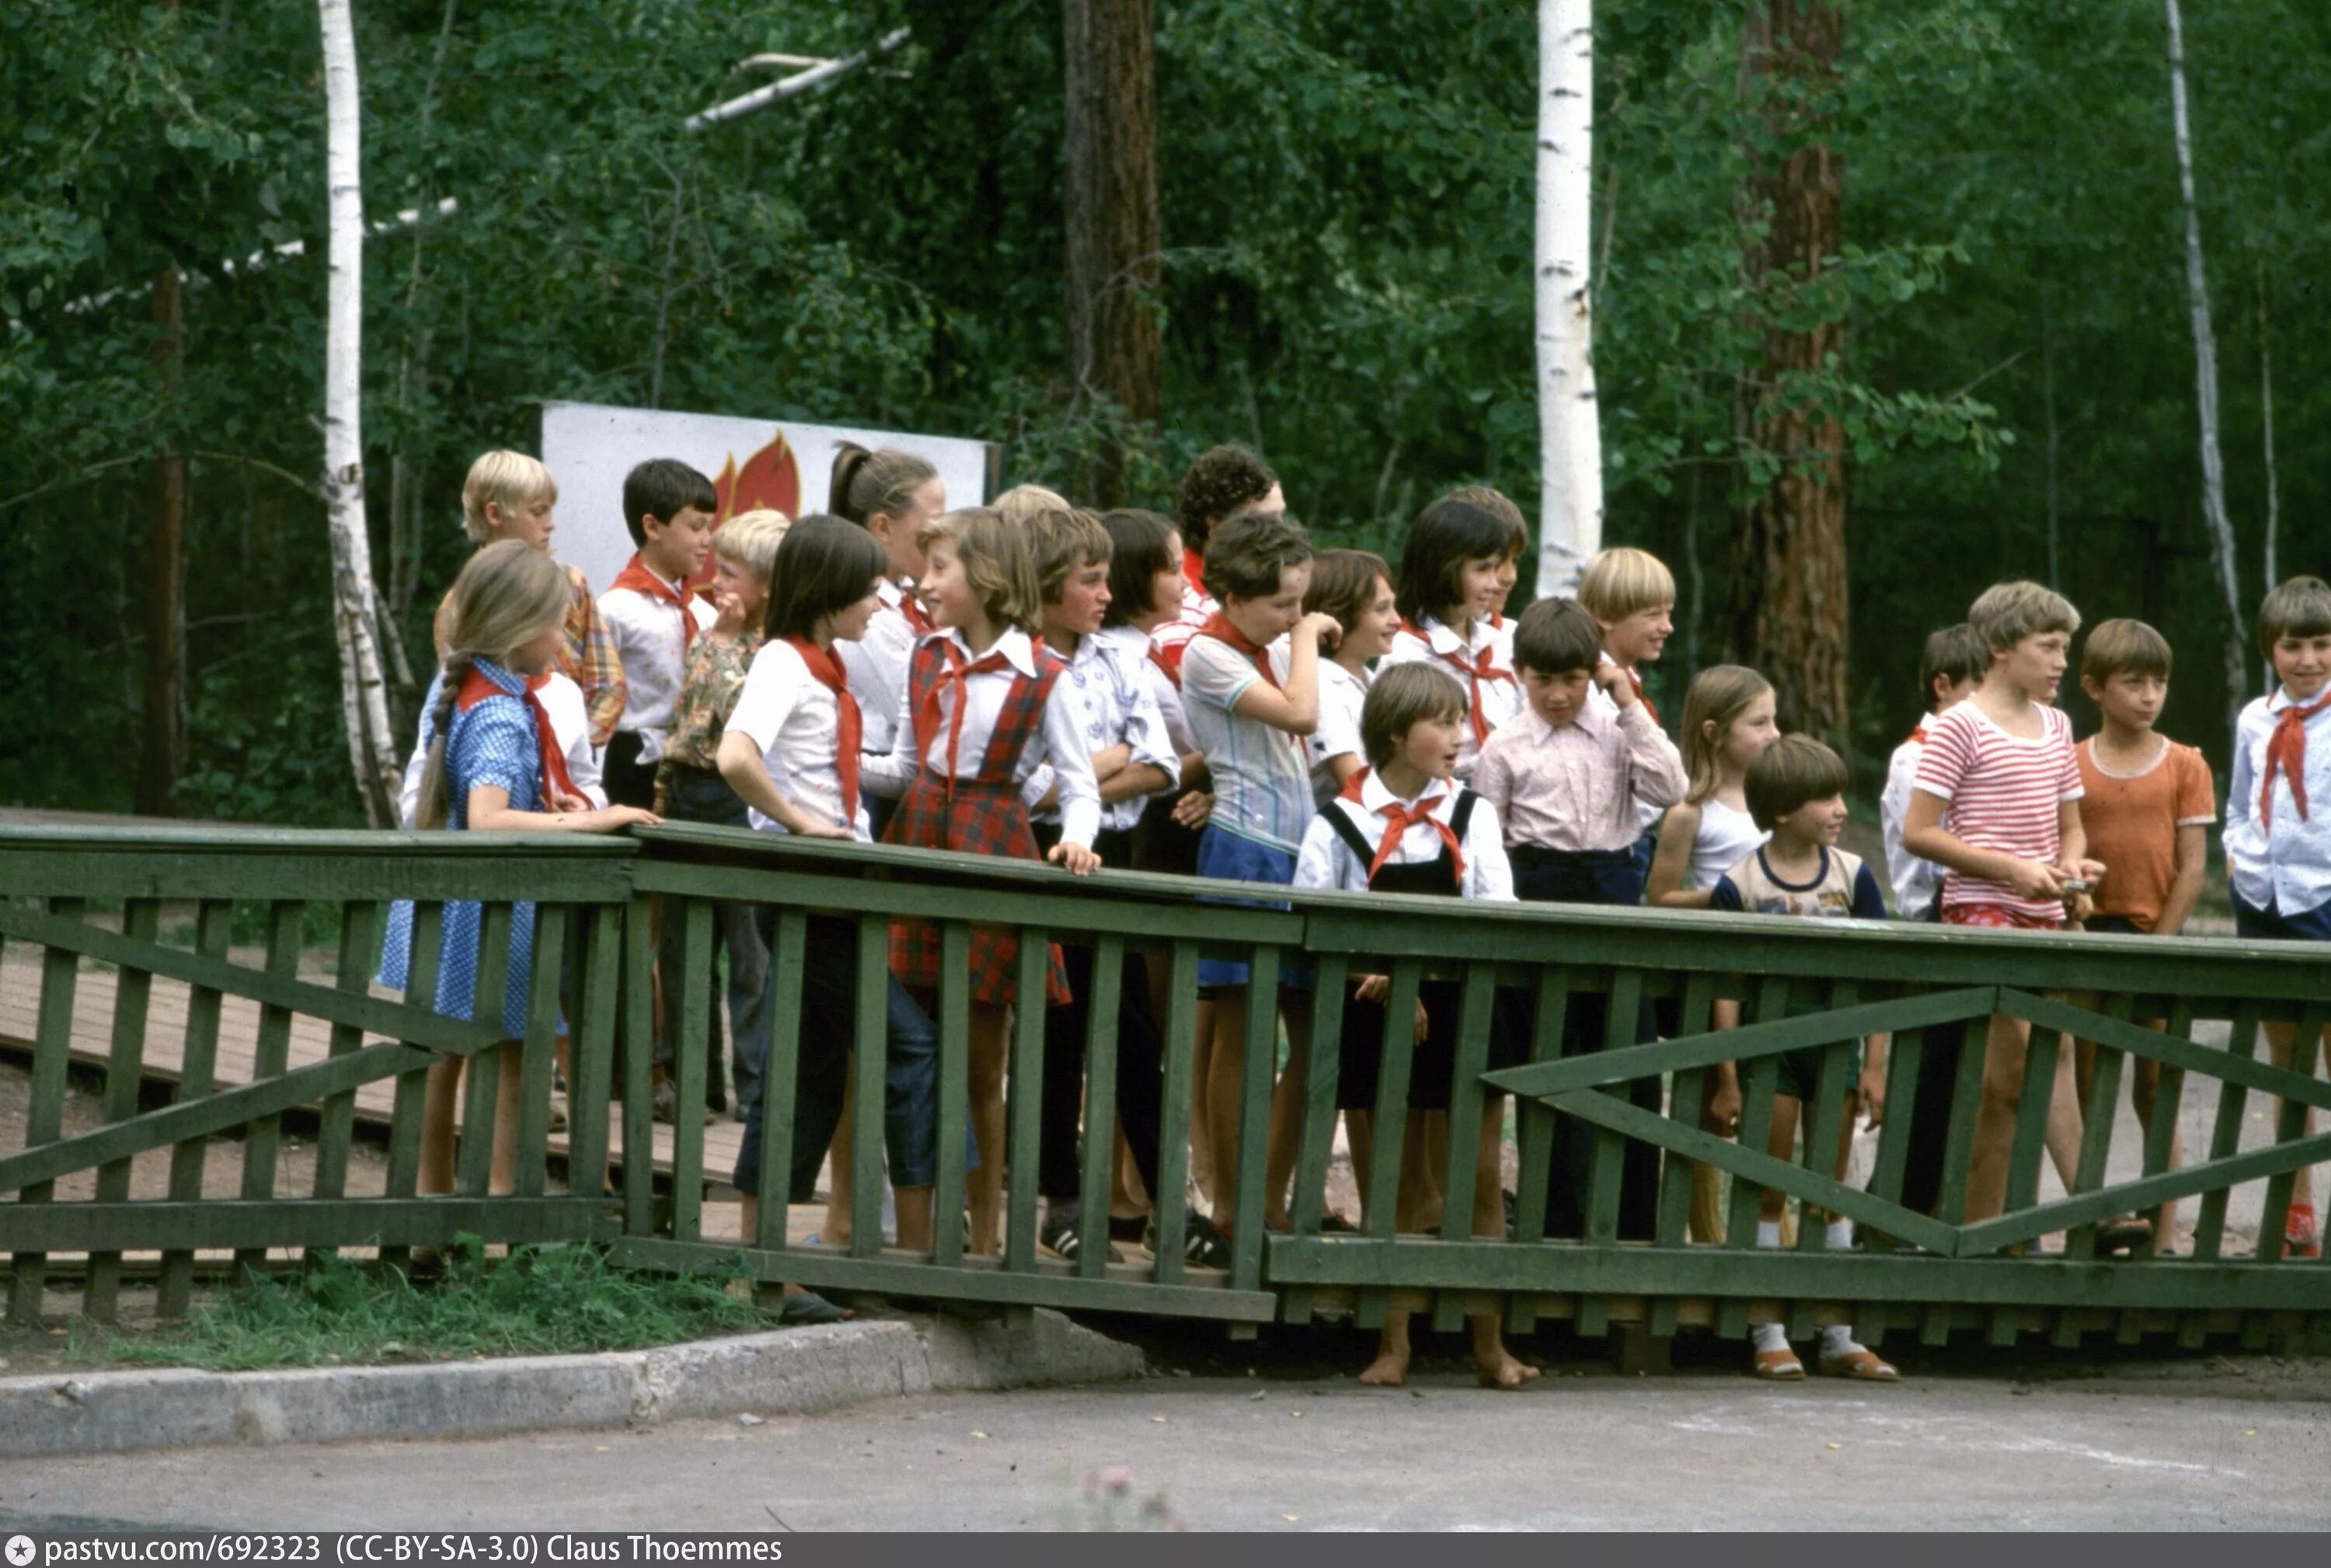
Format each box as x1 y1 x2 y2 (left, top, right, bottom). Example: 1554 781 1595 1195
386 434 2331 1379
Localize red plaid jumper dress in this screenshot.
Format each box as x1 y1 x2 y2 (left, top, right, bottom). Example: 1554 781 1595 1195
883 638 1072 1007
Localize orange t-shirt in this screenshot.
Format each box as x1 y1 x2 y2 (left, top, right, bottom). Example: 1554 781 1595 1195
2075 736 2215 932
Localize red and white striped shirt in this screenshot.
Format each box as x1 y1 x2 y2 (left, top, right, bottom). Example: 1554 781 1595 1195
1912 699 2084 920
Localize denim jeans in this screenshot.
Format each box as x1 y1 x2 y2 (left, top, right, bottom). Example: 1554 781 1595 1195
661 767 772 1117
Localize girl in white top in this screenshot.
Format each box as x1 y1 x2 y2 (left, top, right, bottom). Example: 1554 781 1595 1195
1302 548 1401 808
828 443 946 799
1382 496 1524 779
1648 666 1780 909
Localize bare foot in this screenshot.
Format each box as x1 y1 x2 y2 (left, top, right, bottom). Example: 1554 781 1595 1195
1357 1350 1409 1386
1474 1348 1540 1390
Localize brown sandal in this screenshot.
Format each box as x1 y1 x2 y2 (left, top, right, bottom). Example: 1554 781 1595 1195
1752 1346 1806 1381
1817 1347 1900 1382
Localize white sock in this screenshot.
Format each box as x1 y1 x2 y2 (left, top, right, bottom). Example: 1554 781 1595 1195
1753 1321 1789 1353
1826 1218 1855 1252
1819 1322 1862 1359
1757 1219 1782 1249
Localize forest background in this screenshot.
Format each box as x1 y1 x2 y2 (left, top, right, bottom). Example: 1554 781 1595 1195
1 0 2319 826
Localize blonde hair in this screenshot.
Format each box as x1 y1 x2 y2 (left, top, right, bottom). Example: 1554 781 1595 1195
416 541 572 830
713 508 791 583
993 483 1074 528
1577 546 1676 622
1969 580 2079 653
460 450 558 544
1681 664 1775 804
918 507 1043 634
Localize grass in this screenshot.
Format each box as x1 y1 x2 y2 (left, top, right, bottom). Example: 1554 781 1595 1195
69 1239 772 1372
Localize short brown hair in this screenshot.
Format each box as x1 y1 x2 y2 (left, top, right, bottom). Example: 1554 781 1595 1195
2258 574 2331 656
1917 622 1989 709
918 507 1043 634
1023 504 1113 604
1202 508 1312 603
2081 618 2172 684
1744 733 1851 831
1176 444 1277 548
1577 547 1675 622
1511 597 1604 676
1361 662 1469 769
1969 580 2079 653
1304 548 1391 632
1446 485 1528 560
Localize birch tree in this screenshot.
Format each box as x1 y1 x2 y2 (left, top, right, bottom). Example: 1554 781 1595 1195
1534 0 1601 599
319 0 402 825
2164 0 2248 727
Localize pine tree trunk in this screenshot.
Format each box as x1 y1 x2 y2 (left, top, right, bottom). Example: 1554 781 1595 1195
1534 0 1603 598
1730 0 1848 740
137 266 187 818
320 0 402 826
1062 0 1160 509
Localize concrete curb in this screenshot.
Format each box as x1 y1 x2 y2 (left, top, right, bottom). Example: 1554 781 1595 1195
0 1309 1145 1459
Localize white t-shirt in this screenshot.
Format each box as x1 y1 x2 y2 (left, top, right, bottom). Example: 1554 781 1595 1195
723 638 871 840
837 577 918 759
1180 632 1315 853
1880 731 1944 918
1381 614 1521 779
1688 796 1769 892
1307 660 1371 809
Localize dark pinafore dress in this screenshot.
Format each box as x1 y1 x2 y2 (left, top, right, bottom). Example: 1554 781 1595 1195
1329 789 1504 1113
883 637 1072 1008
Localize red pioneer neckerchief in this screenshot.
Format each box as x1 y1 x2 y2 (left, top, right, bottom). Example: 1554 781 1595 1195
1403 619 1516 745
2260 692 2331 830
609 552 700 650
786 636 862 824
455 664 577 809
911 636 1016 800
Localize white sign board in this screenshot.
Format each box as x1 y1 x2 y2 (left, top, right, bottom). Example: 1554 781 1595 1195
535 399 998 596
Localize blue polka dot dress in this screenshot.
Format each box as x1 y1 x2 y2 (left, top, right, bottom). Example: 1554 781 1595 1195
378 661 545 1038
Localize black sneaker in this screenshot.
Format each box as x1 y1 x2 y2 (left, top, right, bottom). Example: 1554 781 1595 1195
1183 1212 1234 1270
1040 1204 1124 1265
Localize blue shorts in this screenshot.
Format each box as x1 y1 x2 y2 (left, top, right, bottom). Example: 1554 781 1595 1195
2232 894 2331 943
1193 826 1312 991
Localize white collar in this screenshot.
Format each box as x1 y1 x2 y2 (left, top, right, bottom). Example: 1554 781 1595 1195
1095 623 1150 656
1522 697 1607 741
2270 684 2329 714
1354 769 1455 819
1416 614 1502 664
877 578 904 609
945 625 1039 678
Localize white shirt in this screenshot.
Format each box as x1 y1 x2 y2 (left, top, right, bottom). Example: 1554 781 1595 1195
1138 630 1198 758
1382 615 1522 779
1294 772 1515 903
837 577 919 759
1180 631 1315 853
1880 732 1945 918
860 625 1103 848
1308 660 1371 809
2226 684 2331 918
397 669 605 828
1588 651 1668 836
598 570 718 761
1688 796 1770 892
723 638 872 841
1024 629 1181 833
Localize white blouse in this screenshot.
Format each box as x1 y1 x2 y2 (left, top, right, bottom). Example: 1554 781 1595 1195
1381 615 1522 779
1294 771 1515 903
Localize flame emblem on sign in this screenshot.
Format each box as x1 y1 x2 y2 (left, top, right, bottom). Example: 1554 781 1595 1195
699 429 803 587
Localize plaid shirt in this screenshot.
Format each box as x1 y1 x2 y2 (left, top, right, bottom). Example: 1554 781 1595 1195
659 630 762 779
434 560 626 747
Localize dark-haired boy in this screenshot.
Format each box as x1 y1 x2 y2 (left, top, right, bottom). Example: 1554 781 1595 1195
1882 623 1988 919
598 458 719 810
1709 733 1897 1383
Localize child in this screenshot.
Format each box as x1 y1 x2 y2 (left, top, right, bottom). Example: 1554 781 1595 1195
1179 508 1338 1260
1903 580 2104 1224
1474 598 1688 1240
1153 444 1284 671
1384 496 1524 779
1646 667 1779 911
598 459 719 809
651 510 791 1125
1578 545 1676 723
2225 573 2331 1256
1019 504 1180 1263
1294 663 1536 1390
1445 484 1530 646
379 542 659 1198
1302 548 1399 806
828 443 946 839
861 507 1103 1256
1882 625 1988 919
432 449 626 749
1708 734 1897 1382
716 516 949 1286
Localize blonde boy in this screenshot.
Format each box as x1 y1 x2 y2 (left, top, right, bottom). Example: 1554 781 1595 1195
1577 546 1677 723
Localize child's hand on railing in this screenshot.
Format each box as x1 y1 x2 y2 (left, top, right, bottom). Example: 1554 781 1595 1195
1048 840 1103 876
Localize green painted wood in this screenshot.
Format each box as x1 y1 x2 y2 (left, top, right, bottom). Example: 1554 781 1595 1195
1723 979 1791 1269
2191 1005 2263 1262
85 899 159 1320
10 898 81 1322
1280 950 1350 1325
1430 961 1502 1336
2131 1002 2195 1263
1228 944 1281 1296
751 909 807 1253
0 904 509 1060
1953 1130 2331 1255
849 915 890 1262
930 922 974 1269
310 901 378 1218
2063 994 2133 1263
159 899 235 1319
1075 935 1124 1281
1510 966 1572 1253
1361 960 1423 1245
1582 967 1647 1249
511 903 567 1202
382 902 447 1213
1005 928 1051 1275
1795 982 1858 1254
608 1235 1277 1323
619 896 659 1237
0 838 636 905
565 904 622 1192
233 901 306 1279
1868 1026 1925 1216
1654 974 1719 1249
666 899 713 1243
1998 988 2331 1111
455 902 515 1200
2256 1004 2329 1263
1934 1007 1993 1228
0 1198 616 1253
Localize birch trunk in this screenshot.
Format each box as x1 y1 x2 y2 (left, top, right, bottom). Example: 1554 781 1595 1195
320 0 402 826
1534 0 1601 599
2164 0 2248 726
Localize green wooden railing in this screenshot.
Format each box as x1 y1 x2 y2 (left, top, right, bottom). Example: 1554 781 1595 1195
2 823 2326 1353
